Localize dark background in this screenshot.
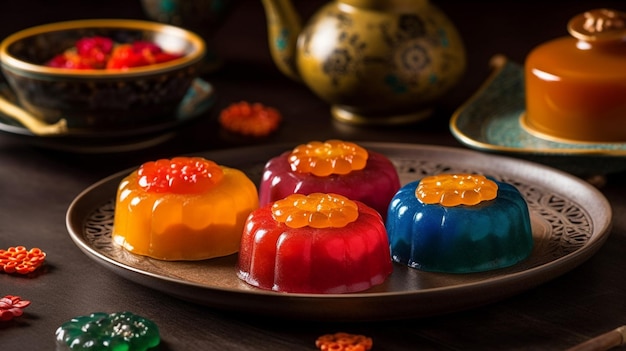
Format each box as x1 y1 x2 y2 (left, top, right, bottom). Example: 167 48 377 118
2 1 626 350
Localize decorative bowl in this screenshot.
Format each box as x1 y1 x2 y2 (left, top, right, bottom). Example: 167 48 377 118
0 19 205 132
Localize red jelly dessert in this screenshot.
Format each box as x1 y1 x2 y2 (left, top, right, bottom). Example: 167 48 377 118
259 140 400 219
237 193 393 294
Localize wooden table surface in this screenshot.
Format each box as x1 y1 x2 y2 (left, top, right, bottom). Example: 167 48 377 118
1 1 625 350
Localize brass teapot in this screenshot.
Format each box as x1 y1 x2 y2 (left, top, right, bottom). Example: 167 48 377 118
261 0 466 125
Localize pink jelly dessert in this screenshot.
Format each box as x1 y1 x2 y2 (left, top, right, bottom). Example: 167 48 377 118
259 140 400 219
237 193 393 294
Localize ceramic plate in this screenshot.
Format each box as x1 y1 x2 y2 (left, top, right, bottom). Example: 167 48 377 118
66 142 612 321
0 78 215 153
449 55 626 176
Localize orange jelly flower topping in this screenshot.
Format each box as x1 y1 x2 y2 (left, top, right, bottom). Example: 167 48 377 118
271 193 359 229
0 246 46 275
137 157 224 194
288 140 368 177
315 332 373 351
416 174 498 207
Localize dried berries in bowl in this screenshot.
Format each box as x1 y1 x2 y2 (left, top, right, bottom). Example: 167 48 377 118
0 19 205 130
46 36 183 70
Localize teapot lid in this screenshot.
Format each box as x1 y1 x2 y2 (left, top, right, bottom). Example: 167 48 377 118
568 8 626 42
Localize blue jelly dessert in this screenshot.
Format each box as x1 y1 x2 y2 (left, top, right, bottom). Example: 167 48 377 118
386 174 533 273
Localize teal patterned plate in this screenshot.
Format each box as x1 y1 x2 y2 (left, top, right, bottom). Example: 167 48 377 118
450 55 626 176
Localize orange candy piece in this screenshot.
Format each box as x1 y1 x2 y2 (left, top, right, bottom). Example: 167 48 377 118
271 193 359 229
315 332 373 351
0 246 46 274
416 173 498 207
288 140 368 177
219 101 282 137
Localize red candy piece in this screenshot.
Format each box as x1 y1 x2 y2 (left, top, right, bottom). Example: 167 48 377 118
219 101 282 137
315 332 373 351
0 246 46 274
0 295 31 322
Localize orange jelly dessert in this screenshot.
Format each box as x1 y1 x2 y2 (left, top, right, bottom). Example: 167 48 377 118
237 193 393 294
112 157 258 261
386 174 533 273
259 140 400 219
524 9 626 142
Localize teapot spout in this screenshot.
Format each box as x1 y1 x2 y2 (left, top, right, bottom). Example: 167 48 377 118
260 0 302 81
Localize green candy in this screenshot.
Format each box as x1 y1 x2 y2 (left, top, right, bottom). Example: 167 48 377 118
55 311 160 351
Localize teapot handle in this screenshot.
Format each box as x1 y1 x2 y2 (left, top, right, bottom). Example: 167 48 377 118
260 0 302 81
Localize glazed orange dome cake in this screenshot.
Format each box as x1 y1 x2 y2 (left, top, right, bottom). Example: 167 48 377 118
237 193 393 294
259 140 400 219
112 156 258 261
